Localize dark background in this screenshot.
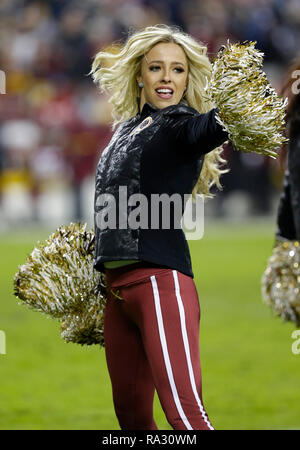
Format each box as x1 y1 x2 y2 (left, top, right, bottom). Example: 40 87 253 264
0 0 299 228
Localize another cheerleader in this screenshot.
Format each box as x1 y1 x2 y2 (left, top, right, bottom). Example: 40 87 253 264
262 56 300 325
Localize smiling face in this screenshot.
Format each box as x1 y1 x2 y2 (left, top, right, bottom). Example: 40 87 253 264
137 42 188 111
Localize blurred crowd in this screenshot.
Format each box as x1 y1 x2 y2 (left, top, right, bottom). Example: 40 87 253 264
0 0 299 227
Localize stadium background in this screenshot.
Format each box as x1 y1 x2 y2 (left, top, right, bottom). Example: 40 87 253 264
0 0 299 430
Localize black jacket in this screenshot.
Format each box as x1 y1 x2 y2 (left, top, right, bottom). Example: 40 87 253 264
94 99 228 278
276 105 300 241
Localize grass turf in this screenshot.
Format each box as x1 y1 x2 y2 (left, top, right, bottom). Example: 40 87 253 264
0 221 299 430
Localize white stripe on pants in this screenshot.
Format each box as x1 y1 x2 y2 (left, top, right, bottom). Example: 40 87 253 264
150 271 214 430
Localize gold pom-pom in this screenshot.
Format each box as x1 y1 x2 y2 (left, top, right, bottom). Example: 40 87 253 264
13 223 107 346
207 40 288 158
261 240 300 326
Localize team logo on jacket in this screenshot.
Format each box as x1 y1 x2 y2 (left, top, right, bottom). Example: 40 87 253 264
130 116 153 136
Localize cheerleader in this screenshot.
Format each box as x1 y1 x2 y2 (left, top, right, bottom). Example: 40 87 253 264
90 24 230 430
276 58 300 242
261 57 300 325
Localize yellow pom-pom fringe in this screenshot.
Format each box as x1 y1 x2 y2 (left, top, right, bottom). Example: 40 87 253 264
207 40 288 159
13 223 107 346
262 240 300 326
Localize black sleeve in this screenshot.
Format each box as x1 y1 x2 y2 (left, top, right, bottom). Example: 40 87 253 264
174 108 229 155
288 129 300 240
276 169 297 240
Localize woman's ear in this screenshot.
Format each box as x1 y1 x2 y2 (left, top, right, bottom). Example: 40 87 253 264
137 75 144 89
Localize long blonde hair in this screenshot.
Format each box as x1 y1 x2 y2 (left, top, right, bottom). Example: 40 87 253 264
90 24 228 198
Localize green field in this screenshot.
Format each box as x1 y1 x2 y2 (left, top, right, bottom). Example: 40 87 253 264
1 221 299 430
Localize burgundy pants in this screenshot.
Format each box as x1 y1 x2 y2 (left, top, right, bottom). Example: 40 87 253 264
104 261 214 430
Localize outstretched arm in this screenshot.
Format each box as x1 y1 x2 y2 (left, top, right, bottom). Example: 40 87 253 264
174 108 229 156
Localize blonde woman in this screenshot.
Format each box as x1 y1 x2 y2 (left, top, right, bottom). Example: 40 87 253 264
90 24 228 430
